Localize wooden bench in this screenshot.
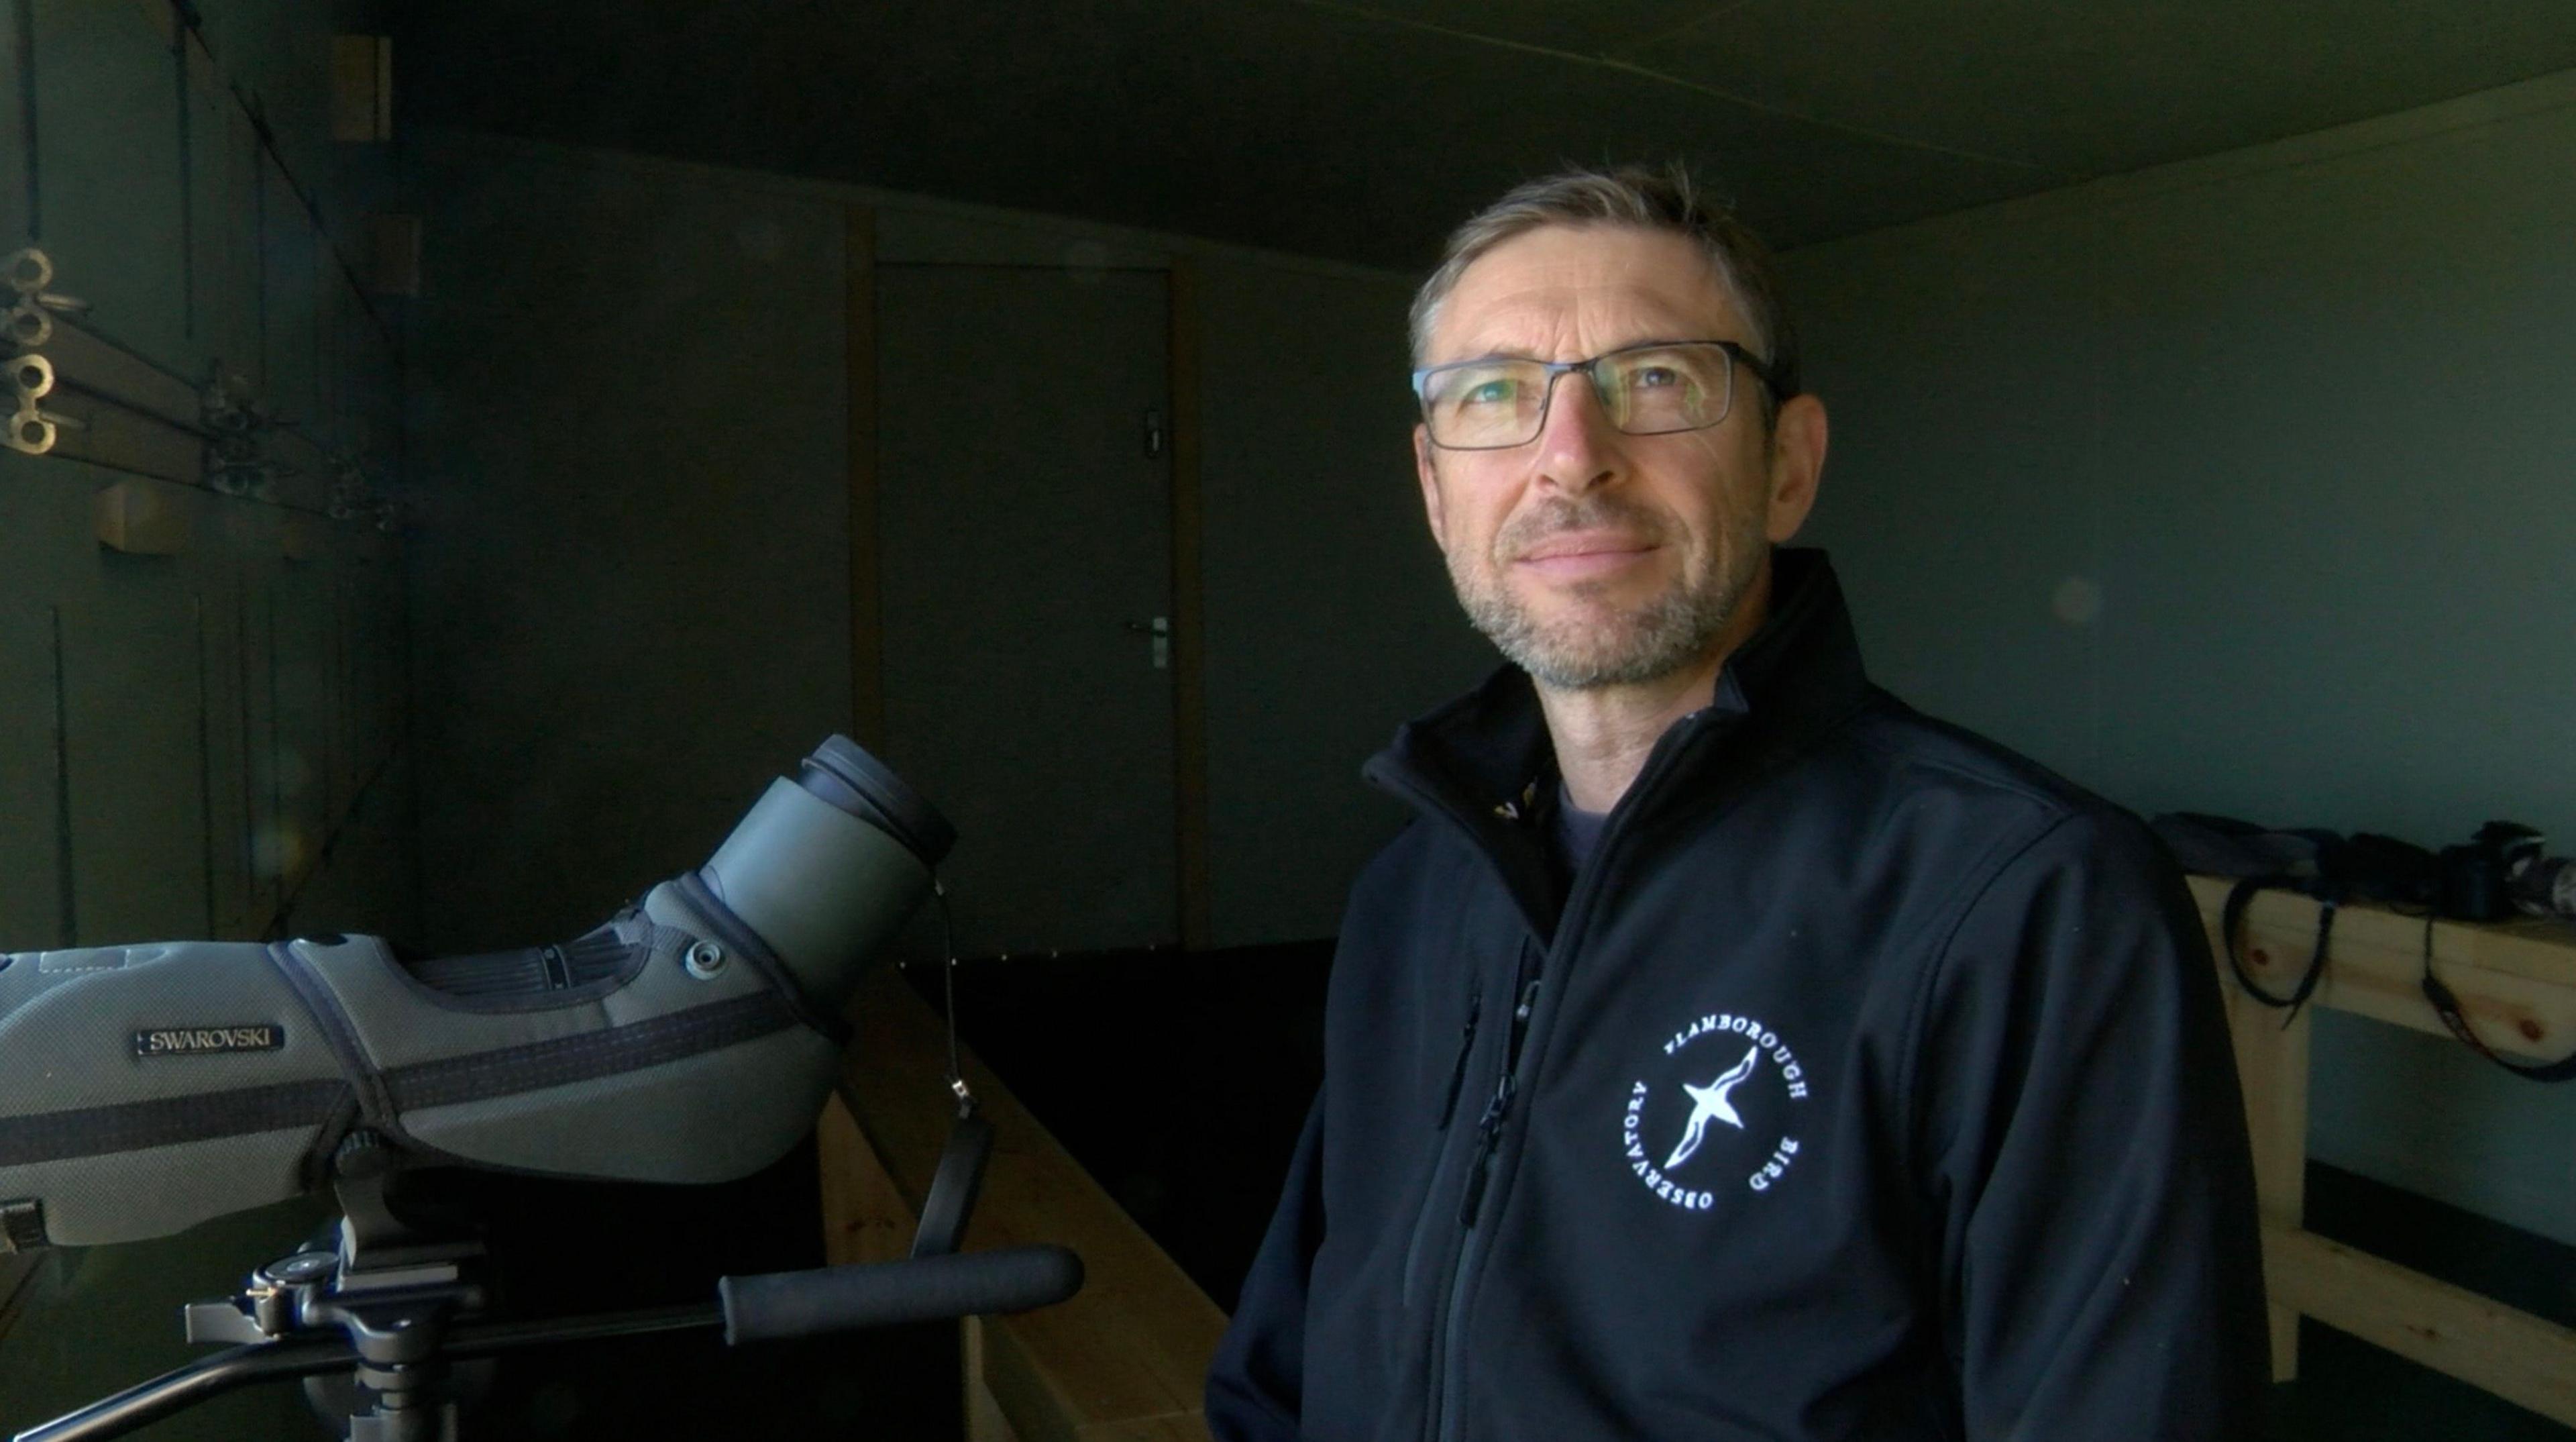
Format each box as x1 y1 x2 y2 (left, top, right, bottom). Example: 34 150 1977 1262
820 966 1226 1441
2194 874 2576 1425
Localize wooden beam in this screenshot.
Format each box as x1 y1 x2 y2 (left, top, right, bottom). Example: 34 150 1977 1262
47 397 201 487
44 319 202 429
2202 896 2312 1380
815 1093 914 1267
845 207 886 751
2264 1224 2576 1428
93 476 194 554
830 967 1224 1442
329 36 394 144
1167 260 1212 950
2191 875 2576 1063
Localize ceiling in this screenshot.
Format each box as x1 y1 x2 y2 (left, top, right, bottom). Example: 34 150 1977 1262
395 1 2576 270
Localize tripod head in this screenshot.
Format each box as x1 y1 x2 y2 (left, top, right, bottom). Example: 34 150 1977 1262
14 1138 1080 1441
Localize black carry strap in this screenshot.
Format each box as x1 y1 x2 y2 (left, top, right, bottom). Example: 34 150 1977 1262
2416 911 2576 1083
2220 876 2334 1027
864 880 995 1258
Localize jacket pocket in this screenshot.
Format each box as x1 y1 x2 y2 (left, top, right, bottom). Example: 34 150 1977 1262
1400 988 1480 1308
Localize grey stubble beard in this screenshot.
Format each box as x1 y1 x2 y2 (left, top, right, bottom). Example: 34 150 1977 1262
1445 488 1766 690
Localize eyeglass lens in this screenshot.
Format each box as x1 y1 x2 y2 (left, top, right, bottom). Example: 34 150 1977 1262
1419 343 1736 449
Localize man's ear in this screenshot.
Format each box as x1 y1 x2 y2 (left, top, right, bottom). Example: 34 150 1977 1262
1413 425 1450 552
1763 394 1829 543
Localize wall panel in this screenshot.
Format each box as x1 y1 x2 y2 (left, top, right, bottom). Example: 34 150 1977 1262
0 0 29 243
0 2 411 1417
1193 257 1490 945
406 138 851 949
62 519 211 945
256 148 317 435
30 0 185 363
1784 70 2576 1244
0 458 67 947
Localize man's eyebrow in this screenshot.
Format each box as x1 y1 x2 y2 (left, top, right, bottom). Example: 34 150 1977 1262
1432 337 1716 366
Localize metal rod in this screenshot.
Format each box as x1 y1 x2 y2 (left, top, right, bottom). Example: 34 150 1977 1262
13 1337 353 1442
9 1304 723 1442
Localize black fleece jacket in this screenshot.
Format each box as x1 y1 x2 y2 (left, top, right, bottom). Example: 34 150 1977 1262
1206 549 2266 1442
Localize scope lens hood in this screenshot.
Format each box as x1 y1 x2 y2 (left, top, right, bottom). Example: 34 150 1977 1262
798 735 957 870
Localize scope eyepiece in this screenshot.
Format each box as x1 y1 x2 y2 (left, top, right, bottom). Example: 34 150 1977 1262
798 736 957 870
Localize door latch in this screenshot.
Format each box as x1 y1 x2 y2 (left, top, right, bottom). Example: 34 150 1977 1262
1123 615 1171 670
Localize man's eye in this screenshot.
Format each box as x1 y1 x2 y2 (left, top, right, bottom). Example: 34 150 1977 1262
1629 366 1681 389
1460 378 1518 406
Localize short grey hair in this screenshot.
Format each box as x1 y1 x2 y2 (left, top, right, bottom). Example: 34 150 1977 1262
1407 163 1802 428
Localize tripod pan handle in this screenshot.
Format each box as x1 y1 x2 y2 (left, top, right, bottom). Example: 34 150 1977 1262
717 1245 1083 1345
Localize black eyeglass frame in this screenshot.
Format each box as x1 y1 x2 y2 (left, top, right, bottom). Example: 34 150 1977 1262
1409 339 1790 452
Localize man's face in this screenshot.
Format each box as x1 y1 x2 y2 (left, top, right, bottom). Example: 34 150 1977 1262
1413 223 1823 690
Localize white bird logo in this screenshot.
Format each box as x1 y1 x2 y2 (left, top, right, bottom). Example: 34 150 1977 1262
1663 1045 1761 1171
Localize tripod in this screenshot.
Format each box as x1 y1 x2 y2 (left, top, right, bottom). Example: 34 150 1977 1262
12 1129 1077 1442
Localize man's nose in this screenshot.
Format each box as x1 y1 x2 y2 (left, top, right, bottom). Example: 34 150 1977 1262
1533 368 1621 493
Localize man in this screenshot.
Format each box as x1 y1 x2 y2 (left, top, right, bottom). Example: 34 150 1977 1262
1205 166 2266 1441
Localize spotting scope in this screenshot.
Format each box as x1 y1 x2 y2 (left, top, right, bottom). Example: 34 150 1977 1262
0 735 954 1249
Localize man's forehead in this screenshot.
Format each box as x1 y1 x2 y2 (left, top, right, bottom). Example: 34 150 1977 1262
1430 224 1739 360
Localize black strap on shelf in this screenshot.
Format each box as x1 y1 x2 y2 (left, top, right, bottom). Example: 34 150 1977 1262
2416 911 2576 1083
2220 876 2334 1028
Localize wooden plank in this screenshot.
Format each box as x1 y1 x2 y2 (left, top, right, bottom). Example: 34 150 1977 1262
816 1092 915 1268
1166 260 1211 950
93 476 193 554
834 967 1222 1442
845 205 884 750
45 316 201 427
2204 894 2312 1381
2264 1224 2576 1428
2191 873 2576 988
2191 874 2576 1063
42 393 199 486
819 1102 1020 1439
329 36 391 144
967 1317 1029 1442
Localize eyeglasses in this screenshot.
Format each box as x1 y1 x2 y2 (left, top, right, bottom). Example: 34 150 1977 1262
1411 340 1785 451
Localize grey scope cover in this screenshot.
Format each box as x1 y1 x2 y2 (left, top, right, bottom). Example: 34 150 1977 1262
0 889 842 1248
0 739 943 1249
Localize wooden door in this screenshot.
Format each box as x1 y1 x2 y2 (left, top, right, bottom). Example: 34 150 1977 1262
877 265 1178 956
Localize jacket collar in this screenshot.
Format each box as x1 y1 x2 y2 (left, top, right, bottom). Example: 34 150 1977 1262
1364 548 1871 923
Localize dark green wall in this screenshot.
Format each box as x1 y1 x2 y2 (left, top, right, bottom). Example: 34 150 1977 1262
0 3 411 1434
1786 69 2576 1245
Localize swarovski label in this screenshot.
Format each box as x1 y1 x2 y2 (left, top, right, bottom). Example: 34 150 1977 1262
133 1025 284 1058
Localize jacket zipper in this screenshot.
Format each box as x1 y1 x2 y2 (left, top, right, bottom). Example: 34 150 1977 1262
1405 713 1734 1442
1428 947 1550 1442
1400 988 1482 1308
1438 990 1483 1129
1456 974 1541 1225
